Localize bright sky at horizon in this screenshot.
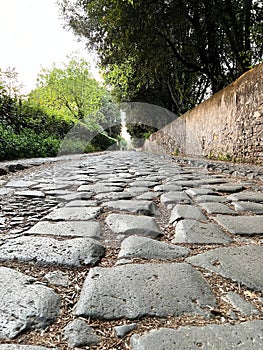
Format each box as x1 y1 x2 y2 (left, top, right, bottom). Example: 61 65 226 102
0 0 98 93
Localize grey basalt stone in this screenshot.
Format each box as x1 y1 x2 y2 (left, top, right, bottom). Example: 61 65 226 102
114 323 137 338
194 195 228 203
44 206 101 221
214 215 263 235
15 190 45 198
95 192 133 201
118 236 190 260
25 220 102 239
44 270 70 287
173 219 233 244
0 267 60 340
102 200 158 216
227 191 263 203
75 263 217 319
199 202 236 215
187 245 263 292
105 214 162 238
130 320 263 350
0 236 105 267
169 204 206 224
232 201 263 214
160 191 191 205
63 319 100 347
226 291 261 316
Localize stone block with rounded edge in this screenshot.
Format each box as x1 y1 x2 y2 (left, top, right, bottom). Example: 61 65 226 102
63 319 100 347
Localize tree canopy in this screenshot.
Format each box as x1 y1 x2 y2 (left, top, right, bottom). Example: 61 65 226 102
59 0 263 115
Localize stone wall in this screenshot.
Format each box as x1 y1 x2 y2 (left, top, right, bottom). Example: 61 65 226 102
144 63 263 164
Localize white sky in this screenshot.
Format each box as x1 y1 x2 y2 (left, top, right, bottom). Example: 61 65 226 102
0 0 98 93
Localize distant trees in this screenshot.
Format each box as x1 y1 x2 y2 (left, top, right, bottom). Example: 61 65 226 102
59 0 263 115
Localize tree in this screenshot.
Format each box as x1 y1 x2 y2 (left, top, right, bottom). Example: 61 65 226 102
59 0 262 114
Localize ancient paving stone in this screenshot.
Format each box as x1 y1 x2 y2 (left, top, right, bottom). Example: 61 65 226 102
126 187 149 195
185 188 215 196
118 236 190 260
130 181 159 187
15 190 45 198
199 202 236 215
214 214 263 235
58 192 93 201
227 191 263 202
0 236 105 267
63 319 100 347
102 200 158 216
169 204 206 224
130 319 263 350
206 184 245 193
232 201 263 214
95 192 133 201
44 206 101 221
105 214 162 238
114 323 137 338
154 184 183 192
0 188 14 196
0 267 60 340
64 200 99 207
75 263 217 319
25 221 102 239
44 271 70 287
226 291 261 316
5 180 37 188
194 195 228 203
77 184 123 193
136 192 162 200
160 191 191 205
187 245 263 292
173 220 233 244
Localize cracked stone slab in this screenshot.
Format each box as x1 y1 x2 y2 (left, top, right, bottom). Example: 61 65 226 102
130 319 263 350
173 219 233 244
102 200 157 215
226 291 261 316
199 202 236 215
169 204 206 224
227 191 263 202
187 245 263 292
160 192 191 205
75 262 217 319
232 201 263 214
105 214 162 238
0 267 60 340
214 215 263 235
25 221 102 239
118 236 191 260
44 206 101 221
0 236 105 267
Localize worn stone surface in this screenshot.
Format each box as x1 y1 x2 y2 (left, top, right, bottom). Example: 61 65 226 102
44 206 101 221
0 267 60 339
173 219 233 244
214 215 263 235
232 201 263 214
114 323 137 338
118 236 190 260
226 291 261 316
169 204 206 224
160 191 191 205
102 200 157 215
199 202 236 215
130 320 263 350
194 195 228 203
0 236 105 267
227 191 263 203
44 271 69 287
106 214 162 238
63 319 99 347
25 220 102 239
187 245 263 292
75 263 217 319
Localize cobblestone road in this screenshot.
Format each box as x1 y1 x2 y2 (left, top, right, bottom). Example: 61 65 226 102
0 151 262 349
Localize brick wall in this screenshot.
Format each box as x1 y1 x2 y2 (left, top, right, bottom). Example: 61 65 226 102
144 63 263 164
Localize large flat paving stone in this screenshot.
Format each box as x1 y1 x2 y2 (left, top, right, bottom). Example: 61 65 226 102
214 215 263 235
169 204 206 224
0 267 60 339
232 201 263 214
118 236 191 260
0 236 105 267
44 207 101 221
95 192 133 201
227 191 263 202
160 192 191 205
102 200 157 215
173 220 233 244
199 202 236 215
130 319 263 350
75 263 217 319
25 221 102 239
187 245 263 292
105 214 162 238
